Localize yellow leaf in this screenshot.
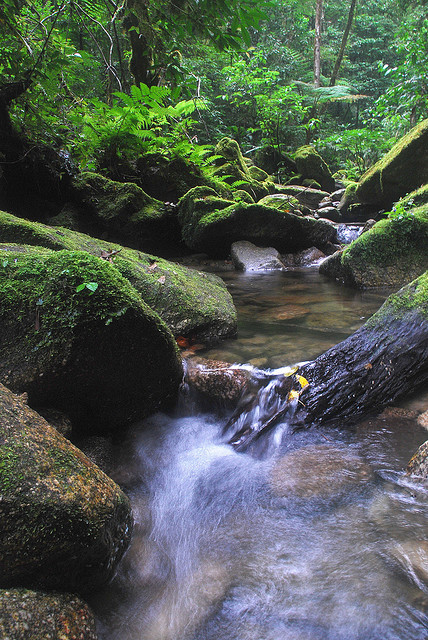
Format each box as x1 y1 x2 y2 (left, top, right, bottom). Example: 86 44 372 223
283 365 298 377
297 375 309 388
288 389 300 401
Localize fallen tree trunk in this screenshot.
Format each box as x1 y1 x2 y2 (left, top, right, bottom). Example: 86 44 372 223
227 272 428 450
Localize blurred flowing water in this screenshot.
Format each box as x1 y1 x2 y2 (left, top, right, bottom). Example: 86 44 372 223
92 267 428 640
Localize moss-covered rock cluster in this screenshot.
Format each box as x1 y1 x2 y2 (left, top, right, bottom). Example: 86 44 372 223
320 203 428 288
0 383 133 592
0 210 237 343
0 248 183 432
212 137 276 200
70 171 181 249
177 195 337 256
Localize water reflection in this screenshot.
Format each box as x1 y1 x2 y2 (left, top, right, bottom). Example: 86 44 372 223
201 268 391 367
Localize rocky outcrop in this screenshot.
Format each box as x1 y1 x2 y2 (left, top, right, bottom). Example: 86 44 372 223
0 211 237 344
354 119 428 209
0 589 97 639
294 145 335 192
230 241 285 271
185 358 251 409
0 248 183 433
320 203 428 288
272 184 331 209
0 383 132 592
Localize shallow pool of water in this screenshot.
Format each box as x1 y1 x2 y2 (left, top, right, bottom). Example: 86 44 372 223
200 268 392 368
91 267 428 640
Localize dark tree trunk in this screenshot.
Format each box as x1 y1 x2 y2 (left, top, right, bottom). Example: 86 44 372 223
226 276 428 451
329 0 358 87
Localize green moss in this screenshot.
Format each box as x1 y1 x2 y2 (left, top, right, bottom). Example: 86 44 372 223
355 119 428 206
294 145 334 191
0 212 237 342
324 204 428 288
367 271 428 325
398 183 428 208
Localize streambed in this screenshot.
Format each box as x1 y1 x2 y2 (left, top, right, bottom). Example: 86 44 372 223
92 267 428 640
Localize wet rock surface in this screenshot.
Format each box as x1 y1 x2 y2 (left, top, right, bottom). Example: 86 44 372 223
0 588 98 640
231 241 285 271
0 383 133 593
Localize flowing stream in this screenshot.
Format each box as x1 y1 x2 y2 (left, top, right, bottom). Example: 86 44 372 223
91 267 428 640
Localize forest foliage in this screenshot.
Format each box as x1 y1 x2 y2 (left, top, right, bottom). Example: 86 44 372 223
0 0 427 182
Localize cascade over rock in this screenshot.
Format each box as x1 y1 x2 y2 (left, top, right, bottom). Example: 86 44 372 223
226 271 428 450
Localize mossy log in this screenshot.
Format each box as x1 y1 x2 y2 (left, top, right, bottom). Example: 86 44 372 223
227 272 428 450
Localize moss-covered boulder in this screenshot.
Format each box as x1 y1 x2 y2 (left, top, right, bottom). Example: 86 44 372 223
0 384 132 592
71 171 181 249
0 249 183 431
213 138 275 200
0 211 237 343
178 200 337 256
0 589 97 639
320 204 428 288
355 119 428 208
294 145 335 192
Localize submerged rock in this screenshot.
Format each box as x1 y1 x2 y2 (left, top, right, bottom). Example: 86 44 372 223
0 211 237 344
0 248 183 432
231 240 285 271
0 383 132 592
269 444 373 500
354 119 428 209
0 589 97 640
384 541 428 589
320 204 428 288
